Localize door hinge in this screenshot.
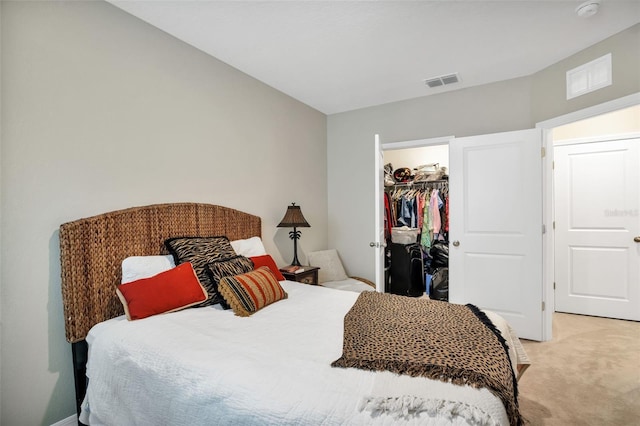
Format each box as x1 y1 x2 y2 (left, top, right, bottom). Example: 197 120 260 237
542 301 546 311
553 221 555 230
552 160 555 170
542 224 546 234
541 147 546 158
553 282 556 290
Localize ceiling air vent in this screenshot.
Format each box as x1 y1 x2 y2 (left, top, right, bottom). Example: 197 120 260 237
424 73 460 88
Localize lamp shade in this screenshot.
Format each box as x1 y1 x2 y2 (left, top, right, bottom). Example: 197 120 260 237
277 203 310 228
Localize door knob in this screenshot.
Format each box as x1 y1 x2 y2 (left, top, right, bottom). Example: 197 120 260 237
634 236 640 243
452 240 460 247
369 242 378 248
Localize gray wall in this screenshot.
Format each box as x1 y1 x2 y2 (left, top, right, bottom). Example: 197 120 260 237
532 23 640 123
327 23 640 282
0 1 326 425
0 3 3 423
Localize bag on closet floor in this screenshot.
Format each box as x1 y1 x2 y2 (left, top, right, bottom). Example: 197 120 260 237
429 240 449 268
430 267 449 301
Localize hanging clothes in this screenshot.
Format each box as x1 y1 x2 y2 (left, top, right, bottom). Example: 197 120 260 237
430 189 442 235
417 192 426 230
444 194 449 232
384 192 392 240
420 196 432 248
397 196 412 227
385 181 449 248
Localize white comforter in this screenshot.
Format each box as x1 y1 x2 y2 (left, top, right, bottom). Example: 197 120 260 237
80 282 514 426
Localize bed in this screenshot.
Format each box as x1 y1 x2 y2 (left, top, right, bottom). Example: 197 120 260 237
59 203 528 426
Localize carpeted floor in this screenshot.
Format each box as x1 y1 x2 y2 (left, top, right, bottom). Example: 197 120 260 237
518 312 640 425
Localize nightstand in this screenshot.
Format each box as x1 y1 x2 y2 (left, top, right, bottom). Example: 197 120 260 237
279 266 320 285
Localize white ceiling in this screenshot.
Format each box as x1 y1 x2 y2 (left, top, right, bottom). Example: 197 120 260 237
108 0 640 114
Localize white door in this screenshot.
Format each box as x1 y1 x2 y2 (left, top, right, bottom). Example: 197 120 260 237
554 137 640 321
449 129 543 341
373 134 386 292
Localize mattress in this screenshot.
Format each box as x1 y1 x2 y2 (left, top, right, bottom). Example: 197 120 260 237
80 281 521 426
320 277 376 293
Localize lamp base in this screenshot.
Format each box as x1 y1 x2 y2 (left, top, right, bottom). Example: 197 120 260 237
290 226 302 267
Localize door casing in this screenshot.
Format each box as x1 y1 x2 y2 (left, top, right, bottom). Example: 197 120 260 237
537 92 640 339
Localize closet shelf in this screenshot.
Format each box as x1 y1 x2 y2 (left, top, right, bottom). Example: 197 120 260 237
387 179 448 188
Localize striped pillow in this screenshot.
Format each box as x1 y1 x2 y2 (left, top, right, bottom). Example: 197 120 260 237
218 267 288 317
165 236 236 307
206 255 254 309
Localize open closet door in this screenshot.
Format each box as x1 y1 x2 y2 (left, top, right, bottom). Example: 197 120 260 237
449 129 543 341
372 134 386 292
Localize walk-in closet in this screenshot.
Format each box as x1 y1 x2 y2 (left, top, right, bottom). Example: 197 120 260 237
383 144 450 300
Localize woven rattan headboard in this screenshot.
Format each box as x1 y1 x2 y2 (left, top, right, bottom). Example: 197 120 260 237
59 203 261 343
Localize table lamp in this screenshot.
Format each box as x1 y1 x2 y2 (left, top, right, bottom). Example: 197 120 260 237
277 202 310 266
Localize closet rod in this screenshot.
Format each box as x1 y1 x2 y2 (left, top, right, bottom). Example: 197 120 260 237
388 179 448 188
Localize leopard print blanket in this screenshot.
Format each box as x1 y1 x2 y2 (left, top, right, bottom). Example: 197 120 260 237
332 291 522 426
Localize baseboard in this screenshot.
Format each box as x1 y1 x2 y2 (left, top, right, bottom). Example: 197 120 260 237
50 414 77 426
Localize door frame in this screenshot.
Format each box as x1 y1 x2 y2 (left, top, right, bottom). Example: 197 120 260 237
379 135 455 293
536 91 640 340
381 135 454 151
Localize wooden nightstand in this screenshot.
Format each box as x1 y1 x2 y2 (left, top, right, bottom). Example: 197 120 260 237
279 266 320 285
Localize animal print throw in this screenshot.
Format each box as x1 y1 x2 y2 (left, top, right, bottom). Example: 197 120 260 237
332 291 522 426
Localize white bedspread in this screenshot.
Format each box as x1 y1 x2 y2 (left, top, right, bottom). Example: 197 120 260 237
80 282 513 426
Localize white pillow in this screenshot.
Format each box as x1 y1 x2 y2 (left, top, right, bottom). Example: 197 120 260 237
307 249 348 283
230 236 267 257
121 255 176 284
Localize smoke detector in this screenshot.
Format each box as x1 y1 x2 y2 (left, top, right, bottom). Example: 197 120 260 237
576 1 600 18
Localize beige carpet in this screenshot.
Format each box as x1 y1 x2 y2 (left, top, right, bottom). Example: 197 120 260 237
518 312 640 425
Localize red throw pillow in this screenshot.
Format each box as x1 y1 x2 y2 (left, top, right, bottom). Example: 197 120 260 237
250 255 285 281
116 262 207 320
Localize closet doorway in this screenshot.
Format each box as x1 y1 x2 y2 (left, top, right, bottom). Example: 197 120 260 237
550 106 640 321
375 136 451 299
383 141 450 299
376 130 544 342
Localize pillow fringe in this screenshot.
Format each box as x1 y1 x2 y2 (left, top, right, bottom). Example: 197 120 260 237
219 284 251 317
